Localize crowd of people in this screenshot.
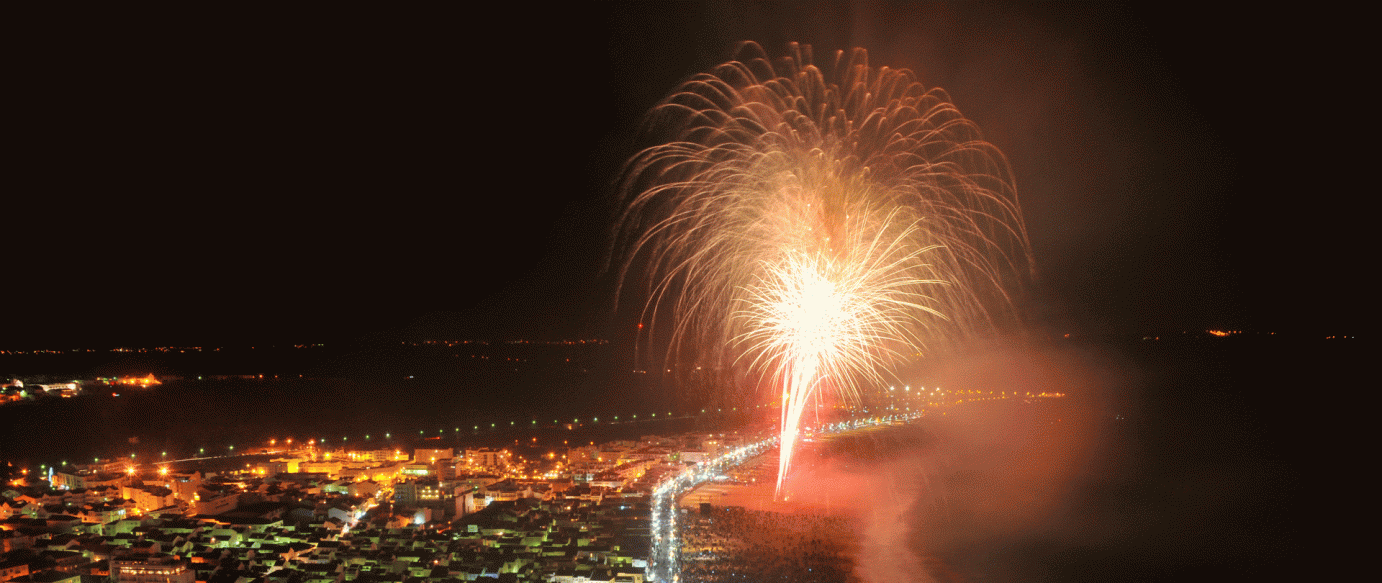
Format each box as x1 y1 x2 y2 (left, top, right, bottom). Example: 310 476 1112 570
678 506 859 582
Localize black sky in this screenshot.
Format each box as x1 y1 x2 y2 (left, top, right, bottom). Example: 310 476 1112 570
6 3 1363 349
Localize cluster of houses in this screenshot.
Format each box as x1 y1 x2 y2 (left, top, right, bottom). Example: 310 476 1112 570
1 376 170 404
1 379 81 403
1 494 655 583
1 429 767 583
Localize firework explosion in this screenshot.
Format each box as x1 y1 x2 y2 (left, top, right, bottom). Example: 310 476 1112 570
618 42 1032 497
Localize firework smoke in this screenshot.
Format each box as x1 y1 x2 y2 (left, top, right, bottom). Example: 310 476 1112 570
617 42 1033 497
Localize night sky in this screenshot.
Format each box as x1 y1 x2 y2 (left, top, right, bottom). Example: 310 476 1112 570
7 3 1362 349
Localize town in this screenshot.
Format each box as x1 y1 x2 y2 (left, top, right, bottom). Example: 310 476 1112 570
1 423 786 583
2 371 1026 583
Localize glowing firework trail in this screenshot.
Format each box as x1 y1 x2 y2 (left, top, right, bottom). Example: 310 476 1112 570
617 42 1033 497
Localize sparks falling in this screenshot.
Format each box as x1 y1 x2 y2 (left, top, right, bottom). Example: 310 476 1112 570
618 42 1033 497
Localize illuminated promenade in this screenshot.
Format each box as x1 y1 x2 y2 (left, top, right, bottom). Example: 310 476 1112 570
648 412 922 582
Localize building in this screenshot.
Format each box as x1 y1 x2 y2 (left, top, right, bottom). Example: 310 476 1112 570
464 448 510 470
393 478 444 508
0 558 29 582
50 471 126 491
413 448 453 464
148 471 201 503
111 555 193 583
122 485 176 513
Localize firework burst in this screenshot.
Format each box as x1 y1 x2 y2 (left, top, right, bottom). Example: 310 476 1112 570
617 42 1033 497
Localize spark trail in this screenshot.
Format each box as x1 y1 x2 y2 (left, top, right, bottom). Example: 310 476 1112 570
617 42 1032 497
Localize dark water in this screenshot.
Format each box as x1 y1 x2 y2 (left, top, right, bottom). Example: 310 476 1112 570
810 335 1338 582
0 375 748 469
0 340 711 466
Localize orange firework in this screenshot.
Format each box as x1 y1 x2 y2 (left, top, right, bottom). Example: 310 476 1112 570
617 42 1033 497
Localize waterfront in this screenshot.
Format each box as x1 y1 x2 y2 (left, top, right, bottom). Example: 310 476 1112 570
2 335 1337 580
0 375 738 471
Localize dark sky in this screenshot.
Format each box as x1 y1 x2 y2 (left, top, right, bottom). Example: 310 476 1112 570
7 3 1362 349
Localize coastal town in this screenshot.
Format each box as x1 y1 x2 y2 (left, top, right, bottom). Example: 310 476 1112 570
1 375 784 583
2 416 779 583
2 372 1044 583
